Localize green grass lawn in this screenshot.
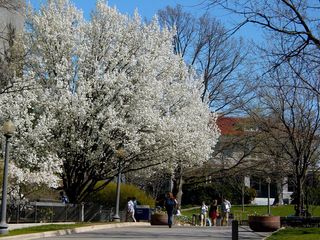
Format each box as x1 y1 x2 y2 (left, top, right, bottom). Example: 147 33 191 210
0 223 96 237
181 205 320 221
267 228 320 240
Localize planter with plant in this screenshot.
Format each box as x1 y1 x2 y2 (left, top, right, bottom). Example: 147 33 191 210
150 207 168 225
248 215 281 232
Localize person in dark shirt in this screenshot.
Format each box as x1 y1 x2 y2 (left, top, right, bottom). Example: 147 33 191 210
59 191 69 204
164 192 177 228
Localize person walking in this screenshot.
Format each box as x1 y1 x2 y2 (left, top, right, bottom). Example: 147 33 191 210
126 197 136 222
164 192 177 228
209 199 218 226
132 197 138 220
59 191 69 204
200 201 209 226
221 198 231 226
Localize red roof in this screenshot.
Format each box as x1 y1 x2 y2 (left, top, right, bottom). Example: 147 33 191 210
217 116 244 136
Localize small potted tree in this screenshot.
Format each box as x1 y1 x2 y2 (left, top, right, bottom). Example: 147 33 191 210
248 178 281 232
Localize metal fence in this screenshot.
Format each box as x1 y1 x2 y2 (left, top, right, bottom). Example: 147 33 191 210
6 202 126 223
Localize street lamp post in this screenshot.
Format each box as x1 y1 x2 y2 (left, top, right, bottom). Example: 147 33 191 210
266 177 271 216
112 161 121 222
241 184 245 212
113 148 125 222
0 120 15 234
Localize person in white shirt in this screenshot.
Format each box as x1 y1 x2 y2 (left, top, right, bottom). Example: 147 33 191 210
200 201 209 226
126 197 136 222
221 198 231 226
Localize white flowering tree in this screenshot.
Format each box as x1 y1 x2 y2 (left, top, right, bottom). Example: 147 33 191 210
0 0 219 203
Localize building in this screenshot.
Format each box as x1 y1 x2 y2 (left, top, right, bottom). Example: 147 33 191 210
215 116 294 205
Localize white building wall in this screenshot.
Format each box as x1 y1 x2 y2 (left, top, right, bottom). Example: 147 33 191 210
244 176 250 187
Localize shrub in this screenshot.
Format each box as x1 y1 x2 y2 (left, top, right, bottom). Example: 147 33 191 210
245 187 257 203
88 182 155 209
182 184 220 205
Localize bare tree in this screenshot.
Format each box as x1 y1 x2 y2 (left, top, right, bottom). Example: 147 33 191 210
249 61 320 216
207 0 319 48
259 136 291 205
158 5 252 114
204 0 320 213
0 24 27 95
0 0 25 41
0 0 27 94
0 0 24 11
206 0 320 94
187 64 320 212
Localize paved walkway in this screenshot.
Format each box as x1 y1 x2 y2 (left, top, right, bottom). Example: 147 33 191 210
2 224 272 240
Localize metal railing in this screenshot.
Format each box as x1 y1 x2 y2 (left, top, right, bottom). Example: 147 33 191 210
5 202 126 223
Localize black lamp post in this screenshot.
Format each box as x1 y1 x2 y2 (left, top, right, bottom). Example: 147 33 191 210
241 184 245 212
0 120 15 234
113 148 125 222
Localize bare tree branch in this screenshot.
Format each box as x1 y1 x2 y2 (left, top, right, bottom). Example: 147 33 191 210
158 5 252 115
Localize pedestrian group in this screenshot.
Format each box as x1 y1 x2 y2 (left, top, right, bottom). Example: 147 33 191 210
126 192 232 228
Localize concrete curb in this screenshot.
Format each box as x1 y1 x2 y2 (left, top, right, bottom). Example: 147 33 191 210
1 222 150 240
262 227 285 240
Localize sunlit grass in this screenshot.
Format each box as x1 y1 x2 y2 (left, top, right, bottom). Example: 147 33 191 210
0 223 97 237
181 205 320 220
267 228 320 240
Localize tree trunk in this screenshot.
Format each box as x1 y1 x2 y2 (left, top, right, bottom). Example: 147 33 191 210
295 177 304 216
172 166 184 206
175 173 184 206
273 178 284 205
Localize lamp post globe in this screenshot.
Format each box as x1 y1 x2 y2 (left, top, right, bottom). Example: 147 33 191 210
0 120 15 234
2 120 15 137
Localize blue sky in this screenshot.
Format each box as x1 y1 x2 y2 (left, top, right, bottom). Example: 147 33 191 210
28 0 262 42
29 0 203 19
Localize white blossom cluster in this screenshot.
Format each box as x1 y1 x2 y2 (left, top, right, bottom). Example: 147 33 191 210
0 0 220 197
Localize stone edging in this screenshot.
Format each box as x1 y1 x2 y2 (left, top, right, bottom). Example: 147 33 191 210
262 227 285 240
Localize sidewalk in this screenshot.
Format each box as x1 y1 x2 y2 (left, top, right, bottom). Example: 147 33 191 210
1 222 273 240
